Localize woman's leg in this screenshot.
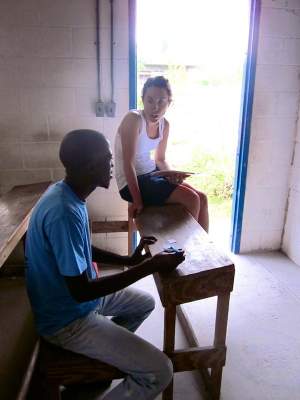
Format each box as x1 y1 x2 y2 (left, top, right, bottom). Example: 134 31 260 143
165 184 200 221
181 182 209 232
166 184 209 232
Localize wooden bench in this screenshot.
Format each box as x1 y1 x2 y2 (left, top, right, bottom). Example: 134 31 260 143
0 182 51 400
135 204 235 400
27 339 125 400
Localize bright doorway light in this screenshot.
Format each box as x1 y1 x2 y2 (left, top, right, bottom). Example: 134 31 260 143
136 0 250 249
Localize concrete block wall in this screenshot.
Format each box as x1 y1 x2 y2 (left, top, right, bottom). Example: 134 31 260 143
240 0 300 253
0 0 129 254
282 105 300 264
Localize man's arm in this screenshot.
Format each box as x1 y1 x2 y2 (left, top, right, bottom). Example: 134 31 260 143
64 250 185 303
92 245 131 266
92 237 157 266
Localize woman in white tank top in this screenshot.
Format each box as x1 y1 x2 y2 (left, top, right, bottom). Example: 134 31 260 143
115 76 209 232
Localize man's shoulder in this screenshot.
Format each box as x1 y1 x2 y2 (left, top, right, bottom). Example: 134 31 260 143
33 181 85 225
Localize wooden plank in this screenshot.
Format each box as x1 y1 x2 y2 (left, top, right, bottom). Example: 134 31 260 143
163 305 176 354
163 305 176 400
155 267 234 306
171 346 226 372
210 294 231 400
135 205 233 277
38 340 125 385
16 340 40 400
0 182 50 268
91 220 129 233
214 294 230 347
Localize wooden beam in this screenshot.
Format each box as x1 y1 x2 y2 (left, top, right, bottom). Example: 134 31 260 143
91 220 129 233
171 347 226 372
163 305 176 400
16 340 40 400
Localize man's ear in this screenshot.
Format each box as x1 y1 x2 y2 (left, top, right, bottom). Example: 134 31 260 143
86 159 97 173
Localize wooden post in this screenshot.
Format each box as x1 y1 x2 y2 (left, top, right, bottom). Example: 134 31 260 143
163 305 176 400
128 214 136 255
211 293 230 400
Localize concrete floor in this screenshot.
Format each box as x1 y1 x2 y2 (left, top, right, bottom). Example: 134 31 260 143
65 251 300 400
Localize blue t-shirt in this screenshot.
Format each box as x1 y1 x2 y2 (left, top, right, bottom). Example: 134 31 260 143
25 181 98 336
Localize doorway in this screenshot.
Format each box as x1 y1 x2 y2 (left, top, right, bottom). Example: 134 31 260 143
130 0 259 251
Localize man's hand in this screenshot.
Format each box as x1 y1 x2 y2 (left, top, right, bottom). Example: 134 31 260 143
151 250 185 274
129 236 157 266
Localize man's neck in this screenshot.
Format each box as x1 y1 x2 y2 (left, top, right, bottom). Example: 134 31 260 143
64 177 95 201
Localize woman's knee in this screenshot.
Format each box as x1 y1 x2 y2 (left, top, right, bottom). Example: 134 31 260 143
182 188 200 218
168 186 200 217
198 191 208 208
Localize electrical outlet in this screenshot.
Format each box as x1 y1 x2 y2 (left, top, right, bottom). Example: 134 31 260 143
96 101 105 117
105 101 116 117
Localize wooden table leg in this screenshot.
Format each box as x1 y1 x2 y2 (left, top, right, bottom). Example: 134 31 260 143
128 209 136 254
211 293 230 400
163 304 176 400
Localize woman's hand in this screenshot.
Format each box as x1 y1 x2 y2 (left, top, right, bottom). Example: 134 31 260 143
166 172 185 185
129 236 157 266
166 171 191 185
151 170 191 184
128 201 143 218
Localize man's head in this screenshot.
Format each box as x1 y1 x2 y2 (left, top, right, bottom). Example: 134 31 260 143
59 129 113 189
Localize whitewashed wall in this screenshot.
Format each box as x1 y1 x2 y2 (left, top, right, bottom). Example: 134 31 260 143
0 0 129 253
282 102 300 264
1 0 300 259
240 0 300 253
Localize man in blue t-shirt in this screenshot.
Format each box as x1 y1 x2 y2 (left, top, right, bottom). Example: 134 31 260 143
25 129 185 400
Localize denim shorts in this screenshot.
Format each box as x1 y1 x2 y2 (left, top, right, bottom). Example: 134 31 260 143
119 170 177 206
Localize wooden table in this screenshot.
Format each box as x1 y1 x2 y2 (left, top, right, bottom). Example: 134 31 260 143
0 181 51 400
135 205 235 400
0 182 50 269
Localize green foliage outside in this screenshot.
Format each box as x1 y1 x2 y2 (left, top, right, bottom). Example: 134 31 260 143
170 143 235 219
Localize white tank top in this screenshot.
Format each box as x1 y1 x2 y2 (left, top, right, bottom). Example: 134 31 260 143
114 110 165 190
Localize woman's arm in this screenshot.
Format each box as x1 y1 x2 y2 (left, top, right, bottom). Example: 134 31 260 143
155 119 172 171
119 112 143 216
155 120 188 185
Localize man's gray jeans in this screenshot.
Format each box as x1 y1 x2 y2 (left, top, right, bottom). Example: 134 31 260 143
44 286 173 399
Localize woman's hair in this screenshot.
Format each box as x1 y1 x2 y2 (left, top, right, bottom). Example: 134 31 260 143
142 76 172 102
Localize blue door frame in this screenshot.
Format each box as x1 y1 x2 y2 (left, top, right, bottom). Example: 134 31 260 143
231 0 261 253
128 0 261 254
128 0 137 251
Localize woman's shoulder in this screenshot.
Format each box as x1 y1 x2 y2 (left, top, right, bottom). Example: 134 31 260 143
119 110 142 131
119 110 142 133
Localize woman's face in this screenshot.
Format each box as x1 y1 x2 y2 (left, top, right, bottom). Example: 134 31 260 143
142 86 170 123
